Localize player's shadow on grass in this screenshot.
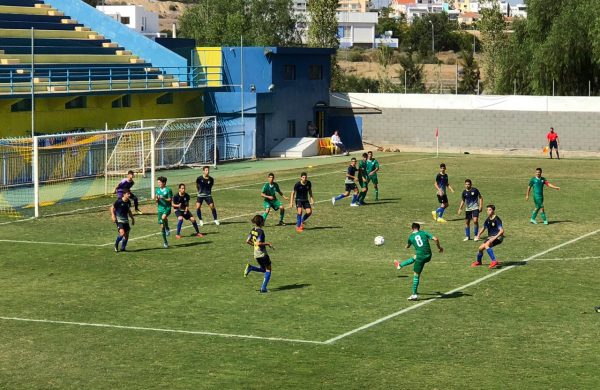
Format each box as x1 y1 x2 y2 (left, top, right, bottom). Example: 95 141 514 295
546 220 573 225
215 221 247 225
127 241 212 252
271 283 311 291
305 226 342 231
363 200 398 205
496 261 527 268
421 291 471 300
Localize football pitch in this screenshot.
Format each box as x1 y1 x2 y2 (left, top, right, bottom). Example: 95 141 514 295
1 152 599 389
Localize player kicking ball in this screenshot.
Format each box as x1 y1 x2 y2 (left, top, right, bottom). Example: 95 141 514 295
394 223 443 301
290 172 314 233
173 183 203 239
111 190 135 252
432 163 454 223
472 204 504 269
261 173 288 226
155 176 172 248
244 215 273 293
526 167 560 225
332 157 360 207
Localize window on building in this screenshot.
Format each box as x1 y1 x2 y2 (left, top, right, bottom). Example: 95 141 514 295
65 96 86 109
112 95 131 108
141 16 146 31
309 65 323 80
11 98 31 112
284 64 296 80
287 120 296 137
156 93 173 105
120 16 130 25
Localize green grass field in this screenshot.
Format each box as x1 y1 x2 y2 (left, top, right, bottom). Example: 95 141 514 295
1 152 599 389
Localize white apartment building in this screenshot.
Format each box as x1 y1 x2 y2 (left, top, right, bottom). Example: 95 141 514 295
338 12 379 48
96 5 161 38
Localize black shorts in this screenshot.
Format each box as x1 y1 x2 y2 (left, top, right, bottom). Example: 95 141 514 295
465 210 480 220
116 222 131 233
256 255 272 269
487 236 504 247
295 200 311 209
549 140 558 149
437 194 448 204
345 183 357 192
197 196 214 205
175 210 193 220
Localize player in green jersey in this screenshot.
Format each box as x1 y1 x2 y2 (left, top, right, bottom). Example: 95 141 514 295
367 151 380 200
356 153 369 205
526 167 560 225
155 176 173 248
394 222 443 301
261 173 288 225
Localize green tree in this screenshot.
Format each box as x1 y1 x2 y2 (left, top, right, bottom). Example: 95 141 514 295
307 0 339 48
248 0 301 46
479 1 505 93
377 45 394 69
398 53 425 93
409 13 458 57
376 8 406 46
458 50 479 94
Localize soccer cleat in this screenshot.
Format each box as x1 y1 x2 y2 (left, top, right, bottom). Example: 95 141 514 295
134 209 143 215
195 233 204 237
393 260 401 270
120 248 127 252
489 260 499 269
463 237 471 241
350 203 360 207
436 218 447 223
359 201 367 205
431 210 437 221
260 288 269 293
276 221 285 226
198 220 204 227
163 243 169 248
407 294 418 301
176 235 181 239
244 264 251 278
296 226 303 233
474 236 480 241
114 244 119 253
543 221 549 225
471 261 482 267
331 196 336 205
530 219 538 224
214 219 220 226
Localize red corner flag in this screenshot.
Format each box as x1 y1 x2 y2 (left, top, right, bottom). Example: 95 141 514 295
435 128 439 138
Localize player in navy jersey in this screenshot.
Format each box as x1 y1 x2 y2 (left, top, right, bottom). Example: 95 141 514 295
110 190 135 252
472 204 504 269
432 163 454 223
457 179 483 241
243 215 273 293
173 183 204 239
114 170 142 214
332 157 360 207
289 172 314 233
195 166 219 226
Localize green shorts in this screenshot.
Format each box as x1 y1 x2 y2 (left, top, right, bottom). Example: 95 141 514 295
359 180 369 189
533 197 544 209
369 174 379 185
413 255 432 274
157 208 171 224
264 199 282 210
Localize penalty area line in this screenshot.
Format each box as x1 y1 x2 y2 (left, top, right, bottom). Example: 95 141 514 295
0 239 105 247
323 228 600 345
0 316 324 345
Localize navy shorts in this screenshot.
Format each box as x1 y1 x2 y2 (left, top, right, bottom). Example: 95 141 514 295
175 210 193 220
116 222 131 233
295 200 311 210
487 236 504 247
256 255 272 269
197 196 214 205
437 194 448 204
345 183 357 192
465 210 480 220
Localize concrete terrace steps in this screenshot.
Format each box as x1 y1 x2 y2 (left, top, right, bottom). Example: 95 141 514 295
0 79 187 93
0 5 64 16
0 53 141 64
0 28 96 39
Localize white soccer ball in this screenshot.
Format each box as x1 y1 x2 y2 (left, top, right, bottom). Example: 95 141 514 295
374 236 385 246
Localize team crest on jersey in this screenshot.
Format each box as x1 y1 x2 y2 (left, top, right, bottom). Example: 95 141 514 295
471 192 475 195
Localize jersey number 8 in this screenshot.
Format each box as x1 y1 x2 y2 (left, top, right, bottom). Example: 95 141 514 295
414 235 424 247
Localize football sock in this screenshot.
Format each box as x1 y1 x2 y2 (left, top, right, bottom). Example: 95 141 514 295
132 195 139 209
192 221 200 233
262 212 269 221
439 207 446 217
476 251 483 263
261 271 271 291
164 219 169 230
211 209 218 220
115 235 123 246
351 194 358 203
296 214 302 227
486 248 496 261
531 208 539 220
473 224 479 237
465 227 470 238
161 229 168 244
334 194 345 201
400 257 415 267
540 212 547 222
196 209 202 221
359 192 366 202
121 238 128 250
556 151 560 159
177 219 183 235
436 207 444 218
248 265 263 274
279 209 285 222
375 189 379 199
412 275 420 295
302 213 311 222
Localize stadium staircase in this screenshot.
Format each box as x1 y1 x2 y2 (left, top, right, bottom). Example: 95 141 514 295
0 0 188 94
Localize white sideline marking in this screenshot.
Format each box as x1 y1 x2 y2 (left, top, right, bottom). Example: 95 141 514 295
0 316 324 345
534 256 600 262
0 239 104 247
323 229 600 344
